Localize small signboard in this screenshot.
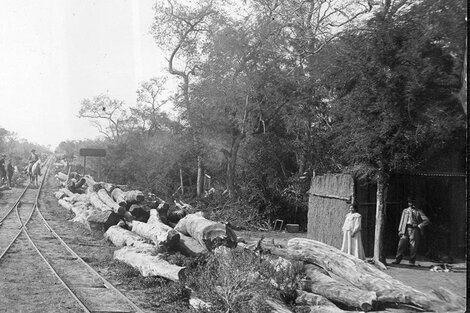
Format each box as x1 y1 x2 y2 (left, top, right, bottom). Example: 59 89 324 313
79 148 106 157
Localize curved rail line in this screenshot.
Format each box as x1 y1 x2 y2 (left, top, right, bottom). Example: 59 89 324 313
0 155 144 313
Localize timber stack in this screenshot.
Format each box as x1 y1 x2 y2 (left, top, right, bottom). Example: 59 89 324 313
52 168 465 312
53 170 236 283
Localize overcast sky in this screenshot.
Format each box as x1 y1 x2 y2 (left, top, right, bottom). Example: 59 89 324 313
0 0 168 149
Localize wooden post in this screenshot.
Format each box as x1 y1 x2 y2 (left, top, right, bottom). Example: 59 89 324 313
373 172 388 268
180 168 184 195
83 156 86 176
197 156 204 197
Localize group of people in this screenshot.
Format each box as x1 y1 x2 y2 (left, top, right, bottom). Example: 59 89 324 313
0 154 15 187
341 197 430 266
0 149 41 188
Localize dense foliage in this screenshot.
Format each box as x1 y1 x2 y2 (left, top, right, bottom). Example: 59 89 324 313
57 0 466 232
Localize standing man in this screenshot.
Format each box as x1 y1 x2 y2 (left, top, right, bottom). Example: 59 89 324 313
6 157 14 187
28 149 39 176
392 197 430 265
0 154 6 185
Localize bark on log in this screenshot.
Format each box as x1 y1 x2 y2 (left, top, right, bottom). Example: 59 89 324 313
68 193 90 204
97 188 126 215
71 204 92 228
114 246 186 282
104 225 152 250
58 199 74 211
175 232 207 256
286 238 457 312
295 290 345 313
174 212 237 251
59 188 74 198
87 210 121 233
129 204 149 221
302 264 376 311
89 191 113 212
124 190 145 204
130 210 180 248
102 183 116 194
55 172 68 181
111 188 127 207
55 191 68 200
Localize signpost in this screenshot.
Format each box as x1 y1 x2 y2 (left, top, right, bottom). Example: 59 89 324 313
79 148 106 176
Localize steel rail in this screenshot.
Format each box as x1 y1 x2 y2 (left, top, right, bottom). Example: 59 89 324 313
25 155 144 313
0 156 51 260
13 156 91 312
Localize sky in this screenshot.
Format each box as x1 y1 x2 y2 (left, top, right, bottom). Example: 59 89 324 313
0 0 169 150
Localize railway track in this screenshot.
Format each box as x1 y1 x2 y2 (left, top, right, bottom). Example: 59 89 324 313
0 156 144 313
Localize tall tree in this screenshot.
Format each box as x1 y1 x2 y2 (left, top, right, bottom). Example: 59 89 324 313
328 0 466 265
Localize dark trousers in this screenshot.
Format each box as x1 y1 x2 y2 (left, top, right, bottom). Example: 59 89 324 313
396 226 421 263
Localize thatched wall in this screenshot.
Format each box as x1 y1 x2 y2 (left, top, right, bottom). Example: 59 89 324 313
307 173 354 249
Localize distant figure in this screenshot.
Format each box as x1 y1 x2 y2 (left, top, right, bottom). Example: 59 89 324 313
6 158 14 187
392 197 430 266
27 149 40 176
341 204 365 260
0 154 6 185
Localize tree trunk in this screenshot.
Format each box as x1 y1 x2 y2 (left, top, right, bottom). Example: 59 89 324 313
226 134 243 197
197 156 204 197
175 232 206 256
111 188 127 207
286 238 460 312
174 212 237 251
104 225 152 251
302 264 376 311
97 188 126 215
130 210 180 248
179 168 184 195
374 172 388 266
295 290 345 313
113 246 186 282
458 36 467 114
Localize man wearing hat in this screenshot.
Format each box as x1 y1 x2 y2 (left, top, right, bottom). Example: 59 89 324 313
0 154 6 185
27 149 40 176
392 197 430 265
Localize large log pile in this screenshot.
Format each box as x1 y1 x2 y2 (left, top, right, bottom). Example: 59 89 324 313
53 169 237 284
248 237 465 312
53 165 464 312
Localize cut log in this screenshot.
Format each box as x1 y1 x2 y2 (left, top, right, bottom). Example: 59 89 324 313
130 210 180 248
55 191 68 200
287 238 458 312
295 290 345 313
129 204 149 221
59 188 74 198
167 208 187 225
302 263 376 311
174 212 237 251
114 246 186 282
124 190 145 204
88 191 113 212
55 172 68 181
68 193 90 204
71 204 92 228
58 199 74 211
104 225 151 249
102 183 116 194
87 210 121 234
175 232 207 256
111 188 127 207
97 188 126 215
